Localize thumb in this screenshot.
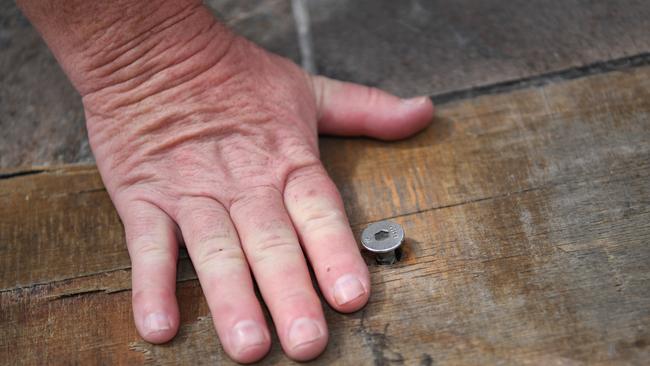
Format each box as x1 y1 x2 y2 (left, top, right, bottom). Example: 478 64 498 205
312 75 434 140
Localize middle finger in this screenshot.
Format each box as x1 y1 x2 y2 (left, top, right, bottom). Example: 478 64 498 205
176 197 270 363
229 185 329 361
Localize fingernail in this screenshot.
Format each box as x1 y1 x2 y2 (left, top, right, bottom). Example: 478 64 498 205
288 317 324 350
231 320 267 355
333 274 367 306
144 312 171 334
401 96 429 106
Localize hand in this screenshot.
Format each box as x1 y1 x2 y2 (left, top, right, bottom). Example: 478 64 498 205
20 2 433 362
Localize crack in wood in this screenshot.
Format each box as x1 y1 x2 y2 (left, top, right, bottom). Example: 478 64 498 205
430 52 650 105
0 169 45 180
356 309 405 366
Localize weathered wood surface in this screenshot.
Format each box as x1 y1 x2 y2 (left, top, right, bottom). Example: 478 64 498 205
2 0 650 168
1 65 649 364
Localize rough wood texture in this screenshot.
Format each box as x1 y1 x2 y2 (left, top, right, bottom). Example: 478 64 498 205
308 0 650 97
2 66 649 364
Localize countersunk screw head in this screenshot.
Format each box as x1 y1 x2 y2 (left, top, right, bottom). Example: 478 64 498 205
361 220 405 265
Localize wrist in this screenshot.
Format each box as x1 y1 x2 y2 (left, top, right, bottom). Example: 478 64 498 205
18 0 235 97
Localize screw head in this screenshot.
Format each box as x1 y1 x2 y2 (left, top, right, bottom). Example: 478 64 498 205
361 220 404 262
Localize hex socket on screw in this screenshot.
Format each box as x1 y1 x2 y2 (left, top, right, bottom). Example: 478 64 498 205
360 220 405 265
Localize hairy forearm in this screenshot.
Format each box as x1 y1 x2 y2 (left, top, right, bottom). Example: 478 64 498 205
17 0 235 96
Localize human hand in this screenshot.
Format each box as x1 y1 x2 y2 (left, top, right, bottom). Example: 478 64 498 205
19 2 433 362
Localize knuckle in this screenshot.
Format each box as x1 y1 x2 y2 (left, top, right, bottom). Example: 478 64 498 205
365 86 383 105
229 184 280 211
285 162 325 188
249 235 300 265
191 229 232 248
277 288 316 305
300 209 344 233
131 240 175 263
176 198 230 232
194 244 246 271
279 134 319 161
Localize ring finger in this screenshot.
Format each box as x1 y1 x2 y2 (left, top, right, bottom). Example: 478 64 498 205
176 196 270 363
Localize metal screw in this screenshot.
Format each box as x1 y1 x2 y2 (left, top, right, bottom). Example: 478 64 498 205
361 220 405 265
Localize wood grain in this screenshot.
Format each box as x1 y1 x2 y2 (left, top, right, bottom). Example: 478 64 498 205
3 66 648 292
1 66 649 364
131 177 650 365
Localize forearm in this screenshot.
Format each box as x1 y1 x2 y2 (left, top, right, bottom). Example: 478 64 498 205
17 0 235 96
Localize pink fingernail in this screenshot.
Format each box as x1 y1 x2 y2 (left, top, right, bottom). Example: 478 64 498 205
333 274 367 306
288 317 324 350
231 320 267 355
401 96 429 106
144 312 171 333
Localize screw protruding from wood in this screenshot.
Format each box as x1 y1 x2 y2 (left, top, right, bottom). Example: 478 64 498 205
361 220 405 265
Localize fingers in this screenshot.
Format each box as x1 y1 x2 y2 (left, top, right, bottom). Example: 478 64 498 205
176 197 270 364
312 75 434 140
122 200 180 344
229 186 328 361
284 165 370 313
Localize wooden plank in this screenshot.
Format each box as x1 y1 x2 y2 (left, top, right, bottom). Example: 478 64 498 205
131 175 650 365
323 64 650 224
2 171 648 364
0 279 207 365
1 66 649 364
3 65 648 291
0 166 129 290
307 0 650 97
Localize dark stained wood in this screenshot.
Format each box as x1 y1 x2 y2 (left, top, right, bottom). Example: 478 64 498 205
308 0 650 97
1 66 649 364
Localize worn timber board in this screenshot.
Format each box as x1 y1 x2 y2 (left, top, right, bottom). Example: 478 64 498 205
1 66 649 364
2 0 650 169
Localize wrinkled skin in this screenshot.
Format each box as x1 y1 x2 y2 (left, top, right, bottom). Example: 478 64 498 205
23 2 434 363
